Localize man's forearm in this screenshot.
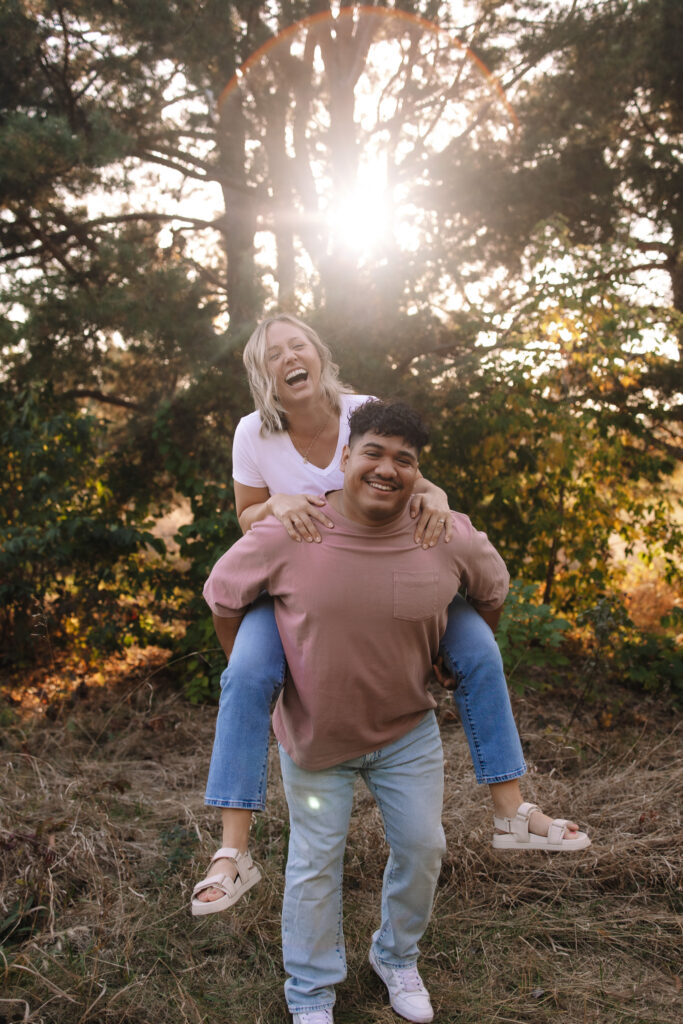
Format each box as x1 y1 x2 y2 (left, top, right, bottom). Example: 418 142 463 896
470 603 503 633
212 612 246 660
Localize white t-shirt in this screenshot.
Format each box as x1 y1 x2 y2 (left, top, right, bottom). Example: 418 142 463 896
231 394 374 496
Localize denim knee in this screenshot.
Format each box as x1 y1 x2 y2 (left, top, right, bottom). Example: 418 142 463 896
392 822 446 868
205 598 286 808
222 644 283 703
438 597 526 784
219 597 286 707
440 613 504 687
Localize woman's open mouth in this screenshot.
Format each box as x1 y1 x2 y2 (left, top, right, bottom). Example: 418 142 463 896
285 369 309 387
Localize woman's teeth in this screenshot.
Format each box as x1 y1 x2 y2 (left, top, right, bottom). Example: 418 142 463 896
285 370 308 385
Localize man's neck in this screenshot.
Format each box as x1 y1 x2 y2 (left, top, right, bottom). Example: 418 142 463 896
326 489 407 529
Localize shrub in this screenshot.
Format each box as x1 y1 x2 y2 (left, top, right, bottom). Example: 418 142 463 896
0 385 168 663
577 597 682 704
495 581 570 689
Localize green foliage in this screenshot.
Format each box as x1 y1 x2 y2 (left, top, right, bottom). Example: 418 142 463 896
170 481 237 703
152 400 242 701
159 825 199 874
0 384 168 662
578 597 683 703
495 582 570 690
0 2 679 700
497 584 682 704
0 893 47 946
615 629 683 702
420 222 682 613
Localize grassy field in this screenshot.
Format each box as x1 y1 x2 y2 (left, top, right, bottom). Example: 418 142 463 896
1 652 681 1024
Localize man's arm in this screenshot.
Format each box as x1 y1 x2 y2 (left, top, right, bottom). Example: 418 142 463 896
204 526 277 650
469 602 503 634
212 612 246 660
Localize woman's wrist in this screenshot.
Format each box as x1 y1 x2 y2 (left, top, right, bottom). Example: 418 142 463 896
240 497 273 533
414 479 447 501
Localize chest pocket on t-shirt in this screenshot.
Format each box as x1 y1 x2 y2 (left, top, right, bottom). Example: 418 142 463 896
393 571 439 621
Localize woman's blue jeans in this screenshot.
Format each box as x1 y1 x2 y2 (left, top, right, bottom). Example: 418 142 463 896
279 711 446 1013
204 593 526 810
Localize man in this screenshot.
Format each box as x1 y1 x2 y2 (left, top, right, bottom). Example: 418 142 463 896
203 400 510 1024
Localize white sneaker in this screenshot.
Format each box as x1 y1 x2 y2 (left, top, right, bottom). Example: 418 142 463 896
369 947 434 1023
291 1010 334 1024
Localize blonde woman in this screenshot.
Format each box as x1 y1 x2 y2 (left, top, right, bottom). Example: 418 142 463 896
191 315 589 915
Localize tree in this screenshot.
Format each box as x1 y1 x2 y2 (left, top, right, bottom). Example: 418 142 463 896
0 1 680 669
0 383 167 659
418 223 682 608
453 1 682 337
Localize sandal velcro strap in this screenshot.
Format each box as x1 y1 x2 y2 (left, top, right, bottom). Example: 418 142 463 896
211 846 241 862
208 847 256 885
546 819 571 845
190 847 262 916
493 802 540 842
516 801 539 819
191 872 234 899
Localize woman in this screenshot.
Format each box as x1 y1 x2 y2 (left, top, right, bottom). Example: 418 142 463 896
191 314 589 915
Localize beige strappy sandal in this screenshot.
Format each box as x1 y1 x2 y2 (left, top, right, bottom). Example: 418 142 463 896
492 801 591 851
190 846 262 916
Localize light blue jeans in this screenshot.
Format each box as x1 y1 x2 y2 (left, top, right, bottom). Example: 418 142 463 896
205 593 526 809
279 711 446 1013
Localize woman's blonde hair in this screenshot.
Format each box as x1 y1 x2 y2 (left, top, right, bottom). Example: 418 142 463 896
243 313 354 434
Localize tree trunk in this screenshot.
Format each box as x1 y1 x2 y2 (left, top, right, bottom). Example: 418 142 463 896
668 240 683 362
543 482 565 605
218 87 259 329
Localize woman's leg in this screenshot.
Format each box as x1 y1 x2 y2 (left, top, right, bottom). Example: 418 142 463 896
440 595 579 839
197 595 286 903
440 594 526 784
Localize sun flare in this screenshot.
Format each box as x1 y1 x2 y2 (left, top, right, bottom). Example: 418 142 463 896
215 6 518 287
327 180 390 257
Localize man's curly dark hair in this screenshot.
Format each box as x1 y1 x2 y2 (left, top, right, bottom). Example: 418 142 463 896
347 400 429 453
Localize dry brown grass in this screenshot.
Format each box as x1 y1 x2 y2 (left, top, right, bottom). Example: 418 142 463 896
1 657 681 1024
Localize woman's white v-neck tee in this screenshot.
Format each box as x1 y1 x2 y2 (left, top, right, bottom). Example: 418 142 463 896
231 394 374 496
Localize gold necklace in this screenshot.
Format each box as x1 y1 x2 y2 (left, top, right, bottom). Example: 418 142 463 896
289 413 329 464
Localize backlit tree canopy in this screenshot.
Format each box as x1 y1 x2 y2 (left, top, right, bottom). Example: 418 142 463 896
0 0 681 669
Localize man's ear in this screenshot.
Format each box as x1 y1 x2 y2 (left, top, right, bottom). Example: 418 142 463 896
340 444 350 470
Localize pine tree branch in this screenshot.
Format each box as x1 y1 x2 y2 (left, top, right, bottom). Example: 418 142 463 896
85 212 220 231
634 240 672 257
0 213 223 264
61 389 142 411
16 214 89 285
136 149 213 181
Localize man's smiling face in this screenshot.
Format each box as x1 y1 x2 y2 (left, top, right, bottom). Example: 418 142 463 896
339 431 419 526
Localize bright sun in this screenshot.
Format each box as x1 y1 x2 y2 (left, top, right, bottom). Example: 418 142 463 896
327 179 390 257
204 8 518 286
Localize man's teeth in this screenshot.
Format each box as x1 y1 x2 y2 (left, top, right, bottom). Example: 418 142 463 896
367 481 394 491
285 370 308 384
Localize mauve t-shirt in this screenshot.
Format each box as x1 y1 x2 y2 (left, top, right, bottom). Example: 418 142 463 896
203 500 509 770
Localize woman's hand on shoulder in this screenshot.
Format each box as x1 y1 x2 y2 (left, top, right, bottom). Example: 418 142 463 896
409 487 453 549
268 493 335 543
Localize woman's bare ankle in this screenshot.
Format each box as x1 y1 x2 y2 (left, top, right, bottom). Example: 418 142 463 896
220 807 253 853
489 783 579 839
